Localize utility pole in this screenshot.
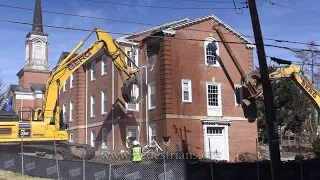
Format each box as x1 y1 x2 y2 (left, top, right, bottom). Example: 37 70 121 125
247 0 282 180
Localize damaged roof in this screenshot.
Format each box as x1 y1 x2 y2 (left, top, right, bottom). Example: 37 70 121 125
116 17 190 40
117 13 253 45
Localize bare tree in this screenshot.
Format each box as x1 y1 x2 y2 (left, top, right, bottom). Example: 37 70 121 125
0 71 8 109
293 41 320 144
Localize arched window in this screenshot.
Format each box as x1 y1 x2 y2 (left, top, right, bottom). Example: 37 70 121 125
34 40 42 60
204 37 219 67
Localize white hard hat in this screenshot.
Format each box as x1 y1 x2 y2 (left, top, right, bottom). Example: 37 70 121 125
133 140 139 145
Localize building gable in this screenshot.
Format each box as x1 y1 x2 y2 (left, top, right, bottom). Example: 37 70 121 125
117 14 254 49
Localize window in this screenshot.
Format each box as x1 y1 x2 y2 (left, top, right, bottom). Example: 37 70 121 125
149 124 156 142
126 126 139 148
101 128 108 149
91 130 95 148
126 84 139 111
101 90 107 114
182 79 192 102
91 61 96 81
234 84 243 106
148 82 156 109
206 82 222 116
63 82 66 92
125 47 138 70
91 95 95 117
69 101 74 122
204 37 219 67
63 103 67 122
125 46 139 111
101 55 107 75
70 73 74 88
69 133 73 142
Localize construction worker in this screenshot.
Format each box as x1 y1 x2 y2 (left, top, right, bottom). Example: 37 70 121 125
131 140 142 163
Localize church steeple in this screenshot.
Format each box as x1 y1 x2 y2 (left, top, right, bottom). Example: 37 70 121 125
32 0 43 33
23 0 50 72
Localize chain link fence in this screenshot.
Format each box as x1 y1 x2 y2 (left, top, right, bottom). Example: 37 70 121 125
0 137 320 180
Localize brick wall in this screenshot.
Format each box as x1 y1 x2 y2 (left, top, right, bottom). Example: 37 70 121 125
18 71 50 88
57 18 258 161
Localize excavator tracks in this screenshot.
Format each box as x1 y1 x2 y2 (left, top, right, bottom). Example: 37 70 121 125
0 141 95 161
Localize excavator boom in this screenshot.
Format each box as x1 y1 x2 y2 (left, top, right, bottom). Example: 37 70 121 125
0 27 147 161
39 27 147 124
244 64 320 135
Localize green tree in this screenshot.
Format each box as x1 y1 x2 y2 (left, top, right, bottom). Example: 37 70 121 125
257 69 313 143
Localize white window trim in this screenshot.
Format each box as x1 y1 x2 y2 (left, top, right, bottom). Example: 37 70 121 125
125 84 139 111
63 103 67 122
101 128 108 149
181 79 192 103
126 126 140 148
69 133 73 142
149 124 156 142
101 90 107 115
91 61 96 81
125 46 139 70
206 82 222 117
204 37 220 67
101 55 107 76
90 95 95 118
70 73 74 89
124 46 139 111
203 123 229 161
148 82 156 110
69 101 74 122
63 82 66 92
91 130 95 148
234 84 243 106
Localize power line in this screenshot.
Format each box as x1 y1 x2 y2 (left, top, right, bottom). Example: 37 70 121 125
181 0 246 4
0 4 154 26
75 0 237 10
0 18 320 53
268 0 320 15
0 3 318 48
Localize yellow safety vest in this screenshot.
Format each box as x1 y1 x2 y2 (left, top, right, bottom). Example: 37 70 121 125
132 146 142 162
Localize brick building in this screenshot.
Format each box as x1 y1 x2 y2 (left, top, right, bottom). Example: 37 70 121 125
7 0 50 118
59 14 258 161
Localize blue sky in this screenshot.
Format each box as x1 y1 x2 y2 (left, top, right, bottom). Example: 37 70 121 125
0 0 319 87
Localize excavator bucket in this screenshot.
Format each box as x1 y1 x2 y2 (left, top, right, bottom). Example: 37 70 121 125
121 70 147 104
241 69 264 106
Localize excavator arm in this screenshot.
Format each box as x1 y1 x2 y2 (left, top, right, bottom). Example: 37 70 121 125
37 27 147 124
244 65 320 111
244 65 320 136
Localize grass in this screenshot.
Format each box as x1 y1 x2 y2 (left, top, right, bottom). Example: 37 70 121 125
0 170 54 180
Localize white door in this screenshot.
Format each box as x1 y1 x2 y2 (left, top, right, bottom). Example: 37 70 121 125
205 126 228 160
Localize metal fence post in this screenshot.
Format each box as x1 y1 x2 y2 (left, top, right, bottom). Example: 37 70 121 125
53 139 60 180
83 150 86 180
21 137 24 175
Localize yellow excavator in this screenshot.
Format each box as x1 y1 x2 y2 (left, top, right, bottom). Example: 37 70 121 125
244 64 320 135
0 27 147 160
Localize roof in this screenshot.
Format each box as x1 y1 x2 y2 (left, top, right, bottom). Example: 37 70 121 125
117 14 253 45
116 17 190 40
9 85 33 93
16 67 51 77
58 51 79 64
30 83 46 92
165 14 253 44
8 83 46 94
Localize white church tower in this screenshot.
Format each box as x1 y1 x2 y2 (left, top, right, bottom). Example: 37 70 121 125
7 0 51 114
25 0 50 72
